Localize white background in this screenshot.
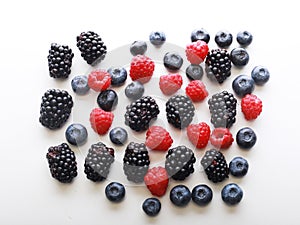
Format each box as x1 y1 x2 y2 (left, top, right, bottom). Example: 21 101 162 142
1 0 299 224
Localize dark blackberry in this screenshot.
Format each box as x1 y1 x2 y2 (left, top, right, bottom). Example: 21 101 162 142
205 49 232 84
39 89 73 129
76 31 107 65
208 91 237 128
124 96 159 132
165 145 196 181
47 43 74 79
166 95 195 129
200 149 229 183
123 142 150 183
46 143 77 183
84 142 115 182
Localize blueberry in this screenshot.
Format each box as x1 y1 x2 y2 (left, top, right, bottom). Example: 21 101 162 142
65 123 88 146
230 48 250 67
130 41 147 56
191 184 213 206
169 185 191 207
163 52 183 71
191 28 210 43
251 65 270 85
105 182 126 202
142 198 161 217
215 30 233 48
229 157 249 177
236 127 257 149
109 127 128 145
107 67 127 86
221 183 243 205
125 81 144 100
186 64 204 80
71 75 90 95
97 89 118 111
237 31 253 47
149 31 166 46
232 75 255 97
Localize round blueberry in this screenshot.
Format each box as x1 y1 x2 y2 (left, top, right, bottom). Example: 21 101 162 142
251 65 270 85
105 182 126 203
125 81 144 100
236 127 257 149
65 123 88 146
229 157 249 177
186 64 204 80
97 89 118 111
221 183 243 205
170 185 191 207
142 198 161 217
163 52 183 71
149 31 166 46
71 75 90 95
191 184 213 206
230 48 250 67
237 31 253 47
215 30 233 48
109 127 128 145
130 40 147 56
191 28 210 43
232 75 255 97
107 67 127 86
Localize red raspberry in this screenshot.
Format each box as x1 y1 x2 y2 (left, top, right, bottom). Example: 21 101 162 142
187 122 211 149
241 94 263 120
145 126 173 151
129 55 155 83
88 69 111 92
210 128 234 149
185 80 208 102
89 108 114 135
159 74 183 95
186 40 209 64
144 166 169 197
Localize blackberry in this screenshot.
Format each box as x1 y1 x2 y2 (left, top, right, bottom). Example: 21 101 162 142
205 49 232 84
47 43 74 79
165 145 196 181
123 142 150 183
39 89 73 129
124 96 159 132
208 91 237 128
76 31 107 65
200 149 229 183
84 142 115 182
166 95 195 129
46 143 77 183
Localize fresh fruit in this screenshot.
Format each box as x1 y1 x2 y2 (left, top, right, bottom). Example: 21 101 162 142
169 185 191 207
232 75 255 97
185 80 208 102
65 123 88 146
125 81 144 100
186 64 204 80
185 40 209 64
210 128 234 149
107 67 127 86
237 31 253 47
124 96 160 132
191 184 213 206
47 43 74 79
39 89 73 129
221 183 243 205
187 122 211 149
230 48 250 67
144 166 169 197
236 127 257 149
191 28 210 43
215 30 233 48
159 73 183 95
163 52 183 71
89 108 114 135
97 89 118 111
251 65 270 85
129 55 155 83
88 69 111 92
241 94 263 120
46 143 77 183
142 198 161 216
71 75 90 95
149 31 166 46
105 182 126 202
145 126 173 151
130 40 147 56
84 142 115 182
109 127 128 145
229 156 249 177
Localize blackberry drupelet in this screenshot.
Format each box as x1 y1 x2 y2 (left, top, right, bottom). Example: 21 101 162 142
46 143 77 183
84 142 115 182
123 142 150 183
208 91 237 128
165 145 196 180
166 95 195 129
124 96 159 132
39 89 73 129
76 31 107 65
200 149 229 183
205 49 232 84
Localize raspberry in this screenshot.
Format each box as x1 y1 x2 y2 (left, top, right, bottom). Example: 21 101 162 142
187 122 211 149
90 108 114 135
185 80 208 102
88 69 111 92
210 128 234 149
129 55 155 83
144 166 169 197
145 126 173 151
159 74 183 95
185 40 209 64
241 94 263 120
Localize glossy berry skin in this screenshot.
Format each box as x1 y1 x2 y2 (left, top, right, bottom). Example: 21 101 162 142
232 75 255 97
251 66 270 85
221 183 243 205
107 67 127 86
145 126 173 151
229 156 249 177
105 182 126 202
163 52 183 71
191 28 210 43
89 108 114 135
187 122 211 149
236 127 257 149
210 128 234 149
215 30 233 48
142 198 161 217
125 81 144 100
88 69 111 92
109 127 128 145
159 73 183 95
192 184 213 206
130 40 147 56
97 89 118 111
149 31 166 46
186 40 209 64
237 31 253 47
185 80 208 102
65 123 88 146
241 94 263 120
144 166 169 197
186 64 203 80
71 75 90 95
130 55 155 83
230 48 249 67
170 185 191 207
